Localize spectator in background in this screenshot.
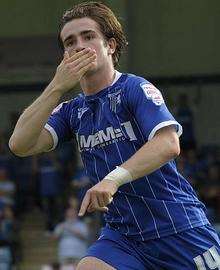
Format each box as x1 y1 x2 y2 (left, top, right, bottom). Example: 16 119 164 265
0 132 11 178
5 112 20 143
51 262 61 270
34 152 64 234
198 146 218 173
57 141 76 176
68 197 79 210
67 196 100 245
69 157 102 245
0 168 15 207
0 206 16 270
3 205 21 267
71 155 91 203
56 141 77 215
41 262 61 270
61 263 75 270
174 93 197 151
181 149 203 188
41 266 53 270
176 150 198 186
0 132 20 269
53 206 89 268
199 163 220 222
11 156 36 217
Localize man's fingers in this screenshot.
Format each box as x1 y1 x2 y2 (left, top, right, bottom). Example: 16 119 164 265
96 194 106 207
87 194 100 212
64 51 96 80
66 48 88 62
78 193 91 217
79 187 114 215
66 48 95 63
108 197 113 204
68 53 96 71
63 51 69 61
88 205 109 213
88 193 112 213
103 194 113 205
78 61 96 78
97 206 109 212
60 51 69 66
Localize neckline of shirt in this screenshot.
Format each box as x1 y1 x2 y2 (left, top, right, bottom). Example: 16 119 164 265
84 70 122 101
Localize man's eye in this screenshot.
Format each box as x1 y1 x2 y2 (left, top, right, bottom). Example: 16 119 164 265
65 40 75 48
66 41 73 47
85 34 93 40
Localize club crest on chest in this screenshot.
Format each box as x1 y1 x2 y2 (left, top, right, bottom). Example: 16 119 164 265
108 89 122 112
77 107 89 119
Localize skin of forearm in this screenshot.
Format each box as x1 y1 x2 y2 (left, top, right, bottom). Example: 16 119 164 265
78 128 181 216
121 128 180 180
9 82 63 154
9 50 97 156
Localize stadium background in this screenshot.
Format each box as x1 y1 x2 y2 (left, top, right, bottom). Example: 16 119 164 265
0 1 219 269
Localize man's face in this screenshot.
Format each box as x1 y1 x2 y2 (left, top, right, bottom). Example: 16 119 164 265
60 17 114 74
65 208 77 220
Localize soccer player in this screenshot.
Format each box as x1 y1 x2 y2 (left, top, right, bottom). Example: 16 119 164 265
9 2 220 269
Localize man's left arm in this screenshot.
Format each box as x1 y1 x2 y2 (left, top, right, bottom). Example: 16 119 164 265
121 125 180 179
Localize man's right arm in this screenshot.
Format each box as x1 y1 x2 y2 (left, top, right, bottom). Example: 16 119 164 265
9 83 63 156
9 48 97 157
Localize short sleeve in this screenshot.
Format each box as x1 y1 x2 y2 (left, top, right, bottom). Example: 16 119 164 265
125 78 182 141
44 101 73 150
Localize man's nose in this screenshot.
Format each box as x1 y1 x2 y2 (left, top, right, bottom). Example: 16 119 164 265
75 39 86 52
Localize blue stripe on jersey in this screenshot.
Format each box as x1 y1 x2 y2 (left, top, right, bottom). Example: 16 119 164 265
45 72 209 241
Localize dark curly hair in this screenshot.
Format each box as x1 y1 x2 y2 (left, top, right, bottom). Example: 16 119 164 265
58 1 128 67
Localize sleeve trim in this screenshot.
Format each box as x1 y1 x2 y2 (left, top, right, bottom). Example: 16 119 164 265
148 120 183 141
44 124 58 151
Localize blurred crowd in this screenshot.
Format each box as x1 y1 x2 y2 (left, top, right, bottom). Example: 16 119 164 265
0 122 101 270
173 93 220 222
0 99 219 269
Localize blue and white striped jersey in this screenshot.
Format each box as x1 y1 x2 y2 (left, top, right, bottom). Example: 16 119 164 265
45 71 209 241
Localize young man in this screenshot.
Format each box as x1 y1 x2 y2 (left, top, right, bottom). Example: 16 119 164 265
9 2 220 270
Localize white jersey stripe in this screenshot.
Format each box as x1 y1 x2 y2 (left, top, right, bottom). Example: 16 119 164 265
130 116 157 199
98 101 128 232
186 184 206 226
163 200 177 234
113 108 144 239
141 196 160 238
128 131 160 235
182 202 193 229
159 169 177 202
170 161 193 228
90 113 101 182
124 194 145 241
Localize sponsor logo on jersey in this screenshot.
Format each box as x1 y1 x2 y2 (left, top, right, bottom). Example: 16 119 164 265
140 82 164 106
76 121 137 151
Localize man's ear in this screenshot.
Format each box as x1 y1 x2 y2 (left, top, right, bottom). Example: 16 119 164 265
107 38 117 55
